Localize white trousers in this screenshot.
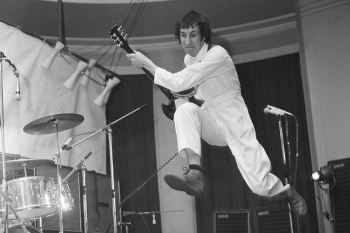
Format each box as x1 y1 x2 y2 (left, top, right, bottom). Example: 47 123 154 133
173 93 289 197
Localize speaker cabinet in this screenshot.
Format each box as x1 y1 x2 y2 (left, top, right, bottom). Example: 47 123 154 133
254 205 295 233
213 209 250 233
328 158 350 233
35 164 121 233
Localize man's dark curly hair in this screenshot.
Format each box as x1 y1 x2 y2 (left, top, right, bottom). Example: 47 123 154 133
174 11 212 44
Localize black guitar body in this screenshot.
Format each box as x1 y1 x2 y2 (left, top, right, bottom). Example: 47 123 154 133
161 101 176 120
109 25 203 121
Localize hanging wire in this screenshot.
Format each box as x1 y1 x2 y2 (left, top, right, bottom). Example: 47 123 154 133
105 0 147 72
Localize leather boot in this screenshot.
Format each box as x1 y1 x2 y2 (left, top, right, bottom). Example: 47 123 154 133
285 186 307 217
164 167 206 197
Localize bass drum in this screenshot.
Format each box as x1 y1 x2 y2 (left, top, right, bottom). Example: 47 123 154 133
8 225 42 233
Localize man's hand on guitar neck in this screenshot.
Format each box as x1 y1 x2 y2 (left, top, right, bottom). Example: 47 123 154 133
126 51 158 75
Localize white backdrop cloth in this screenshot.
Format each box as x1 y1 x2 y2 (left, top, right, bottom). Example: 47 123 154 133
0 22 107 174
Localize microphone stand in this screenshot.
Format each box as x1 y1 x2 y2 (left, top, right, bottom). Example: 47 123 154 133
106 126 119 233
275 114 294 233
65 104 146 233
0 51 8 233
61 152 91 233
53 121 65 233
0 51 21 233
81 165 88 233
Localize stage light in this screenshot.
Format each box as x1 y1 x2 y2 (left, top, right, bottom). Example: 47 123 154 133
311 165 334 184
64 61 88 90
80 58 97 86
94 76 120 107
42 41 65 69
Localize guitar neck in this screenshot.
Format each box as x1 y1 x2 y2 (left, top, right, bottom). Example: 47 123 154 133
123 44 176 100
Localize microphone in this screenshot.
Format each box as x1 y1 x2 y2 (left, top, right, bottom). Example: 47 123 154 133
53 136 73 159
264 105 293 116
123 211 138 216
15 72 22 101
62 151 92 183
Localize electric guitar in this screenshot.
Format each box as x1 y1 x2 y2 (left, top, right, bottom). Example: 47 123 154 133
109 25 203 121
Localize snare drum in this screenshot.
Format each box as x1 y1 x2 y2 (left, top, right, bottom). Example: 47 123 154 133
0 176 58 219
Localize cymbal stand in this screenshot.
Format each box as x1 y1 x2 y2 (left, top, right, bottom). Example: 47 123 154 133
106 126 119 233
53 120 64 233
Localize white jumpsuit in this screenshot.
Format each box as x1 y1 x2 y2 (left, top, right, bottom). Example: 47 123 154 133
154 43 289 196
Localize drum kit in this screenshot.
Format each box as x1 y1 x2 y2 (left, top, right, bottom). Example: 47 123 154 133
0 113 84 233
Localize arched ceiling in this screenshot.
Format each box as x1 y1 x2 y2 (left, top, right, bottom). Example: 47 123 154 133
0 0 299 74
0 0 295 40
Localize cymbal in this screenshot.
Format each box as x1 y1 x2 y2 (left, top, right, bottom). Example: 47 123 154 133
0 159 54 170
23 113 84 135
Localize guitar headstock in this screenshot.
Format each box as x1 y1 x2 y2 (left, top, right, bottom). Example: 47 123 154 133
109 25 133 53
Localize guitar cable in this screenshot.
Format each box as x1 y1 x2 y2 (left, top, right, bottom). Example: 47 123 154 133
118 152 179 209
106 152 179 233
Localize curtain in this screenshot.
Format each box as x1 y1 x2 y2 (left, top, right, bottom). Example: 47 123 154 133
106 75 162 233
196 53 318 233
104 54 318 233
0 21 107 174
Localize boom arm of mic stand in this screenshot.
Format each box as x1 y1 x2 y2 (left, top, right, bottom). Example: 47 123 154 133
68 104 146 150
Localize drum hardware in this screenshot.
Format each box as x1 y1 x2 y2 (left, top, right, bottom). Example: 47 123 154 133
23 113 84 233
61 152 92 233
61 152 92 185
54 151 92 218
0 52 24 233
120 210 184 232
0 184 28 232
63 104 146 233
81 166 88 233
117 222 132 233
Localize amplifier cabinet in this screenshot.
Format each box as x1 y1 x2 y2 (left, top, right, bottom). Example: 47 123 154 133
328 158 350 233
35 164 121 233
213 209 250 233
254 205 296 233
